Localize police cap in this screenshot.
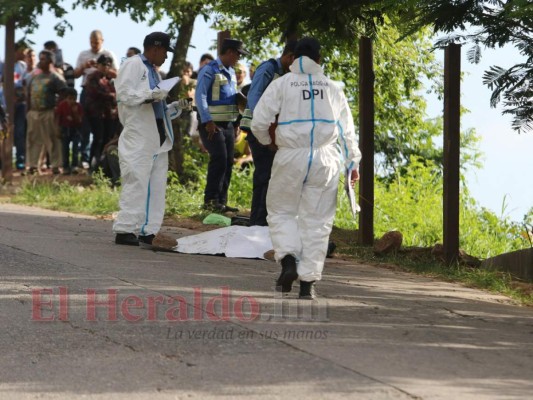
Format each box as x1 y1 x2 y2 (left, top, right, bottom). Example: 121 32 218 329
222 39 250 56
143 32 174 52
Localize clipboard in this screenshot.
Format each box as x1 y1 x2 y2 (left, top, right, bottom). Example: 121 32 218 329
156 76 180 92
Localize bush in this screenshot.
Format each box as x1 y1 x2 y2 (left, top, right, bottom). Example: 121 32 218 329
334 157 529 259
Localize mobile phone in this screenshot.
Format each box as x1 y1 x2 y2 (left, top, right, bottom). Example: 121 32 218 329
54 49 64 67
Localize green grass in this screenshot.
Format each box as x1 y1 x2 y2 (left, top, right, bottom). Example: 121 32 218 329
11 171 119 215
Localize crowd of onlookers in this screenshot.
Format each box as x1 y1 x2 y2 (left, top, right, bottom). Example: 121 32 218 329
0 30 253 180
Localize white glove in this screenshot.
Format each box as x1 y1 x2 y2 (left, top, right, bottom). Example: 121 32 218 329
151 87 169 101
176 98 192 111
166 101 184 120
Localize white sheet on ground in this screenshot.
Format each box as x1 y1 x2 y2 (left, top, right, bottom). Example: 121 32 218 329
174 225 273 259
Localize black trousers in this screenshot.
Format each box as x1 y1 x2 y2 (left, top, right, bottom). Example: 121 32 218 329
79 89 91 164
247 134 276 226
199 122 235 206
89 117 117 167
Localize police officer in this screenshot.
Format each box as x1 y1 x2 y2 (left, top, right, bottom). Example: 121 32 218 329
240 41 297 226
195 38 250 212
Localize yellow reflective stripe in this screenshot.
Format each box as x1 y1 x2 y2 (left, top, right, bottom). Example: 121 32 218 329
211 112 240 122
214 73 228 85
240 117 252 129
212 80 220 101
208 105 238 113
209 105 239 121
240 108 253 129
212 73 228 102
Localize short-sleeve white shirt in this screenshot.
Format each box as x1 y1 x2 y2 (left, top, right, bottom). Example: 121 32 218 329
76 48 119 86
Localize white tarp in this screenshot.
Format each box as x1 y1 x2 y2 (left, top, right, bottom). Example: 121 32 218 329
174 226 273 259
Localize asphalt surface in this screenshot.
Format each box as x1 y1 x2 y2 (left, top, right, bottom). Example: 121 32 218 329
1 203 532 399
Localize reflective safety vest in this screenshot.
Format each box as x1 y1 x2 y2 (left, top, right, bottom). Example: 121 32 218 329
241 59 280 131
207 60 239 122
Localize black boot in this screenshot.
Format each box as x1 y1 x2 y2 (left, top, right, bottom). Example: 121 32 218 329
326 241 336 258
115 233 139 246
299 281 316 300
275 255 298 293
139 234 155 249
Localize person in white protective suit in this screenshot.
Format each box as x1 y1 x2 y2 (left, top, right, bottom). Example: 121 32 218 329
251 37 362 299
113 32 190 247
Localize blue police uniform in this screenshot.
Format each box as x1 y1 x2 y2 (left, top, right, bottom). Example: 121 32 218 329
195 58 239 207
240 58 283 226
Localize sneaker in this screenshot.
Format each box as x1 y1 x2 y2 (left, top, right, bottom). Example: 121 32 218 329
82 161 90 169
299 281 316 300
139 234 155 249
275 255 298 293
115 233 139 246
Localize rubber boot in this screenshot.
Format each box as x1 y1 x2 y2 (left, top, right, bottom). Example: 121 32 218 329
115 233 139 246
299 281 316 300
275 255 298 292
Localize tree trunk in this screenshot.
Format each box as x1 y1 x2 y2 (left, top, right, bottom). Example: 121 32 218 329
167 9 200 178
358 37 375 246
1 17 15 182
167 11 197 80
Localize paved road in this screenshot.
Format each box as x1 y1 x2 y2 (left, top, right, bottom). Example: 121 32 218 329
1 203 532 399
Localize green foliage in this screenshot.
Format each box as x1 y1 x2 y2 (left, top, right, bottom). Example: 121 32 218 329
214 16 482 177
335 157 530 258
165 165 254 218
165 137 253 217
210 16 283 66
227 166 254 208
374 157 444 247
179 136 209 183
165 171 205 217
0 0 71 34
400 0 533 132
460 194 531 258
214 0 389 41
12 171 119 215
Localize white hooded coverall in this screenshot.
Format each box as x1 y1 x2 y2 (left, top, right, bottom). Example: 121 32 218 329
112 55 179 236
251 56 361 282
